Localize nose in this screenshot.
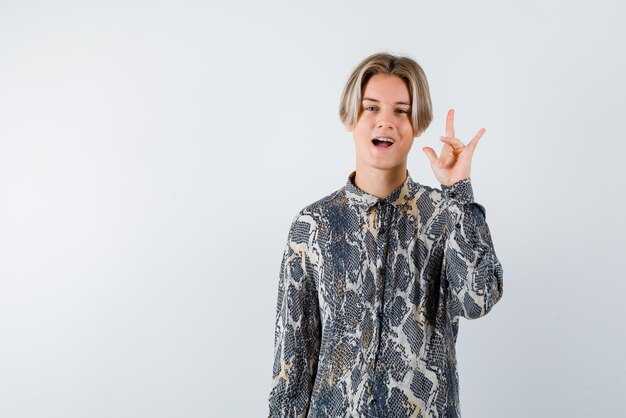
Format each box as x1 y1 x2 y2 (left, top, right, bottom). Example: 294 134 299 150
376 109 396 130
376 117 395 130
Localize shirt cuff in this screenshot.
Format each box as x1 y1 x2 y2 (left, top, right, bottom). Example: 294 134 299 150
441 178 474 205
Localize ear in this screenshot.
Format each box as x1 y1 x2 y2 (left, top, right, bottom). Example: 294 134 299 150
344 122 353 133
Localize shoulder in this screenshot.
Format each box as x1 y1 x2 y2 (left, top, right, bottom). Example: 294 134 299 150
286 185 344 240
408 180 446 213
300 187 344 217
411 178 476 208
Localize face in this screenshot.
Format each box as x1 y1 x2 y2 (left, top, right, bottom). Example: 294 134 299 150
346 73 418 172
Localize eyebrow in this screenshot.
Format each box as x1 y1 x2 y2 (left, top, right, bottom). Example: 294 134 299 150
363 97 411 106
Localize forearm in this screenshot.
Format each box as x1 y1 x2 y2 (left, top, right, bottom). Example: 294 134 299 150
440 178 504 319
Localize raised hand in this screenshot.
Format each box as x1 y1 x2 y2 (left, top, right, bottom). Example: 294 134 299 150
422 108 486 187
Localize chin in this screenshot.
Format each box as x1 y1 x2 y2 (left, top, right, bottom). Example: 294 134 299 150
365 160 404 171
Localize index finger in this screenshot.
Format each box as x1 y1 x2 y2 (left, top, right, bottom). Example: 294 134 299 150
445 108 455 138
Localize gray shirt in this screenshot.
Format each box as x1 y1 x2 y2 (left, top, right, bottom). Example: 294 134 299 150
268 169 504 417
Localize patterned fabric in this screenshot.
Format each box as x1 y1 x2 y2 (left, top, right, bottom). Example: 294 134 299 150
268 169 503 417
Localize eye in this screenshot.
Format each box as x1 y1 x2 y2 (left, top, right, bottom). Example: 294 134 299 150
396 109 409 114
365 106 377 111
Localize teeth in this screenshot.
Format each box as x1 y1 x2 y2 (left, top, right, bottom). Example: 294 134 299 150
375 137 394 143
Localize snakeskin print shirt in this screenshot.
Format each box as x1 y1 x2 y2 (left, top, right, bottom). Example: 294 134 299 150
268 169 504 418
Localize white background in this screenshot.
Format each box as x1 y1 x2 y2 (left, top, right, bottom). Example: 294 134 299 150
1 0 624 417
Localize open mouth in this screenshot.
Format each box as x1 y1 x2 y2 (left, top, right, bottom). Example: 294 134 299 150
372 138 394 149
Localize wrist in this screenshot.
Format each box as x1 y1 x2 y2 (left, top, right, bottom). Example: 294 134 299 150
441 177 474 204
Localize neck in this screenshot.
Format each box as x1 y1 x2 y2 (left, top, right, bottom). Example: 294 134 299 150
353 162 408 200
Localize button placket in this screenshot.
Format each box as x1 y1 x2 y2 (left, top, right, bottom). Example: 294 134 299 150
368 201 386 403
370 201 393 407
375 202 389 294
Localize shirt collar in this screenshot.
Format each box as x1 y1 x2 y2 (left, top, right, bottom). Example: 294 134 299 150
344 169 418 210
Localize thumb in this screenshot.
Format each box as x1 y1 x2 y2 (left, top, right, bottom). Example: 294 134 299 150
422 147 438 165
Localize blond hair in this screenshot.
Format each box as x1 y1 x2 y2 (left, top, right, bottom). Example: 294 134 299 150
339 52 433 137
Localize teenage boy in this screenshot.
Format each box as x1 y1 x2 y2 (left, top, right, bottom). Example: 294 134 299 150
268 52 504 418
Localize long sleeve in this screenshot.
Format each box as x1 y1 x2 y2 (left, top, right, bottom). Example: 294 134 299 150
440 178 504 320
268 215 322 418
